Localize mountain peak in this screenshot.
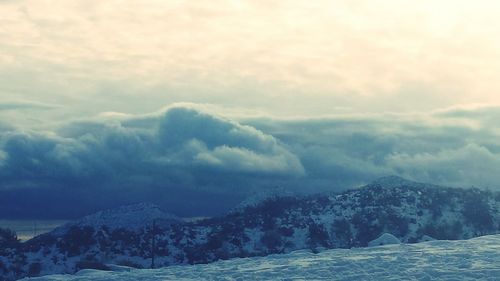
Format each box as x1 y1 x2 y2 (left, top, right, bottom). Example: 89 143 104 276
367 176 445 190
230 186 296 213
52 203 182 235
370 176 419 188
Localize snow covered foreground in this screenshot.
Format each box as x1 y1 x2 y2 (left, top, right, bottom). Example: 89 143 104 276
25 234 500 281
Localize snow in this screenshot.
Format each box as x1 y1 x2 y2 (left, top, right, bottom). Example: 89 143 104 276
23 234 500 281
105 265 134 272
420 235 437 242
51 203 181 235
368 233 401 247
8 181 498 280
230 186 295 213
370 175 441 189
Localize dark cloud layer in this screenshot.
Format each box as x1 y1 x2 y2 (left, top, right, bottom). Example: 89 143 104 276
247 107 500 190
2 105 500 219
0 106 303 218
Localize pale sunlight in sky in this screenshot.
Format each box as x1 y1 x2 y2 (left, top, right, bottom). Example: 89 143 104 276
2 0 500 218
2 0 500 124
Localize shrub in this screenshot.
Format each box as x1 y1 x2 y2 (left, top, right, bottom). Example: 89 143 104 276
185 246 208 264
384 213 409 237
278 227 294 237
205 233 223 251
307 223 330 249
116 259 143 269
261 230 283 252
0 228 20 253
75 260 110 271
420 221 463 240
28 262 42 277
462 190 493 233
352 212 383 246
58 226 96 256
332 219 353 247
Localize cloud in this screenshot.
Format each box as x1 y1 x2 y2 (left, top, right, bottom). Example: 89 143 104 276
386 143 500 188
3 1 500 218
3 107 304 182
433 104 500 130
2 104 500 219
246 108 500 190
156 107 304 175
0 106 304 218
3 0 500 125
0 100 61 110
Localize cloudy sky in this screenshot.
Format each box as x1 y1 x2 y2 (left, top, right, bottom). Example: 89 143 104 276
1 0 500 218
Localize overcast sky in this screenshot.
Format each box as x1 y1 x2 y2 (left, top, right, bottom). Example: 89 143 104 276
1 1 500 218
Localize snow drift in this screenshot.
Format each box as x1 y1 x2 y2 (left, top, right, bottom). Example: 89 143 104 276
24 234 500 281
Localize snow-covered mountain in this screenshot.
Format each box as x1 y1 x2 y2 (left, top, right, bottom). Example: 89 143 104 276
229 185 296 213
370 175 443 189
0 203 182 280
22 233 500 281
2 177 500 280
51 203 181 236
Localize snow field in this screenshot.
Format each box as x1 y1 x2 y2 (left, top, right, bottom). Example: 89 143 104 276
24 234 500 281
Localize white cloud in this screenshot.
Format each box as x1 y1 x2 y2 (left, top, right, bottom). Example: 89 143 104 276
157 106 304 175
386 144 500 188
2 0 500 123
0 99 61 110
3 103 500 217
195 145 304 175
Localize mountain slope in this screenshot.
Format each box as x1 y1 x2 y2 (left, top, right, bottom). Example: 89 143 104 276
24 234 500 281
51 203 181 235
2 177 500 280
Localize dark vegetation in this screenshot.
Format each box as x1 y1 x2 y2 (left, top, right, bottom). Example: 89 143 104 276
2 182 500 281
0 228 20 254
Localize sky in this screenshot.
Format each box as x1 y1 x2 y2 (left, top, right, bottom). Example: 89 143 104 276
1 0 500 218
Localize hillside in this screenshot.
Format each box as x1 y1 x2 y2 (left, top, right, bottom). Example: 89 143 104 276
2 177 500 280
51 202 182 235
22 233 500 281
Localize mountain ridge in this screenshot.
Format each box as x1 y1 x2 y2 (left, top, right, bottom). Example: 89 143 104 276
2 177 500 280
51 202 182 236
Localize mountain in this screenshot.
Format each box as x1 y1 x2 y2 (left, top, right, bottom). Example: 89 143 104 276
0 203 182 281
229 185 296 213
2 177 500 280
51 203 181 236
370 175 442 189
20 234 500 280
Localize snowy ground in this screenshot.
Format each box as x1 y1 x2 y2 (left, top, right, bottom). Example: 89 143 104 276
24 234 500 281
